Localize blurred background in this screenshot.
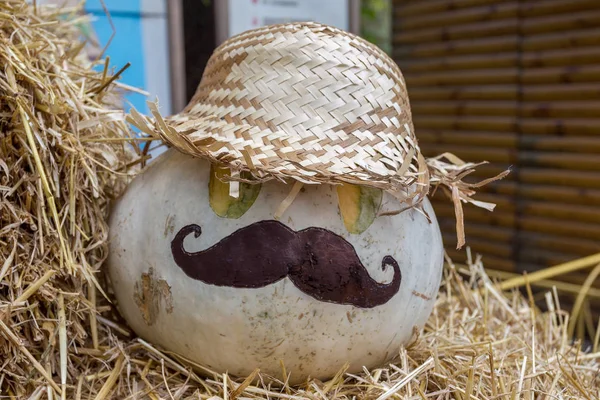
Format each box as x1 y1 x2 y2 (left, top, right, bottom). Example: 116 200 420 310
39 0 600 328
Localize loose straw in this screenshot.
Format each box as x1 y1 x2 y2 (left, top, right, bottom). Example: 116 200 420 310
19 104 72 271
499 252 600 290
567 263 600 338
58 293 67 400
485 268 600 299
92 354 125 400
13 270 56 304
274 181 304 220
0 319 62 395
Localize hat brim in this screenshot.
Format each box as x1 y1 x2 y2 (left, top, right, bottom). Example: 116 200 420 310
129 101 432 205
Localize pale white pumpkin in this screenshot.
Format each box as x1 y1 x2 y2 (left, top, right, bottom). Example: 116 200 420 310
105 148 444 384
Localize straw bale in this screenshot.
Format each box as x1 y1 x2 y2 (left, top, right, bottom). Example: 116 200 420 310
0 1 598 399
0 0 141 396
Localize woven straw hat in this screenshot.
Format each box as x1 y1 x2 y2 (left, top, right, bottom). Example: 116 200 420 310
129 22 508 247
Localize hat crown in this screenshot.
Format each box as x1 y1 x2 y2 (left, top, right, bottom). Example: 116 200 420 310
182 22 420 178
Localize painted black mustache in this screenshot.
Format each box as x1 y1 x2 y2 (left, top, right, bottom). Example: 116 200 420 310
170 220 401 308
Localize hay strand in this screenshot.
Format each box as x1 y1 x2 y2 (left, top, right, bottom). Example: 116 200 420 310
58 293 67 400
92 354 124 400
13 269 55 304
568 263 600 338
0 319 62 395
499 252 600 290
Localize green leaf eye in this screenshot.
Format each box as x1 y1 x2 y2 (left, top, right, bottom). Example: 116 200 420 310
209 165 261 219
336 184 383 234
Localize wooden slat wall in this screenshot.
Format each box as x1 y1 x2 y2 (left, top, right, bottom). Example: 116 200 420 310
519 0 600 279
392 0 600 280
393 0 520 273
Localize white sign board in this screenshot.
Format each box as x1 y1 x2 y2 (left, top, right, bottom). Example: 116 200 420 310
227 0 351 38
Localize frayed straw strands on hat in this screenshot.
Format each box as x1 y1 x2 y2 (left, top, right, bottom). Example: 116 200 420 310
127 22 508 248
